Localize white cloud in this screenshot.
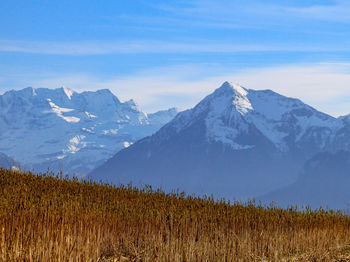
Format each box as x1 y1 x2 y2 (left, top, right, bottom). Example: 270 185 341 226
168 0 350 24
0 39 350 55
16 62 350 116
283 1 350 23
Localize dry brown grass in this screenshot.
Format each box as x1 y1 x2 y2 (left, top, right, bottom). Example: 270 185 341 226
1 168 350 262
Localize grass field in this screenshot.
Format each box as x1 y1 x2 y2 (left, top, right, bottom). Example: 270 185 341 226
1 168 350 261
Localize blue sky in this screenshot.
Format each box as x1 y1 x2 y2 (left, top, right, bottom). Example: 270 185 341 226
1 0 350 115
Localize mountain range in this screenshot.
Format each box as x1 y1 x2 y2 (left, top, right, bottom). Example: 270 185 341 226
2 82 349 210
0 87 178 175
260 150 350 210
90 82 350 209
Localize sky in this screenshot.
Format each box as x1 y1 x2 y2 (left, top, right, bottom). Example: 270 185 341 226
1 0 350 116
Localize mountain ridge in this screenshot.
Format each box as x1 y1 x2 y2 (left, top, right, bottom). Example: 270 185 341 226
90 81 350 205
259 150 350 210
0 87 178 175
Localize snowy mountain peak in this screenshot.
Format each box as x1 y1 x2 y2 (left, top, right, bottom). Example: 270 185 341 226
0 87 178 175
206 82 251 116
60 86 74 100
215 81 248 97
167 82 341 152
90 82 350 208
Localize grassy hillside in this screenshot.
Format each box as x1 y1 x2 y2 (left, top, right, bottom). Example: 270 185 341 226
1 168 350 261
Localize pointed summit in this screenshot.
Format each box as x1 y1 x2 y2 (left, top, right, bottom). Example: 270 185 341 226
89 81 344 203
200 81 251 117
216 81 247 97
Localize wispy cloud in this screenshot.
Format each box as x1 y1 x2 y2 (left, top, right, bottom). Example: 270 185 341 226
1 39 350 55
282 1 350 23
220 0 350 23
153 0 350 28
2 1 350 55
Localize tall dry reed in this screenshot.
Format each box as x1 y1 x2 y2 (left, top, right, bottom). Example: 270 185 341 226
1 168 350 261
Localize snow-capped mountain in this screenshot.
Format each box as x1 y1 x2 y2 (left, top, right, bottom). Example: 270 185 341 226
166 82 340 154
259 150 350 210
90 82 349 200
0 87 178 175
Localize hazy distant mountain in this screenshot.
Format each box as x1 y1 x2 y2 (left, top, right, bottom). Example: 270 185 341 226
90 82 347 200
259 150 350 210
0 152 14 169
0 87 178 175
